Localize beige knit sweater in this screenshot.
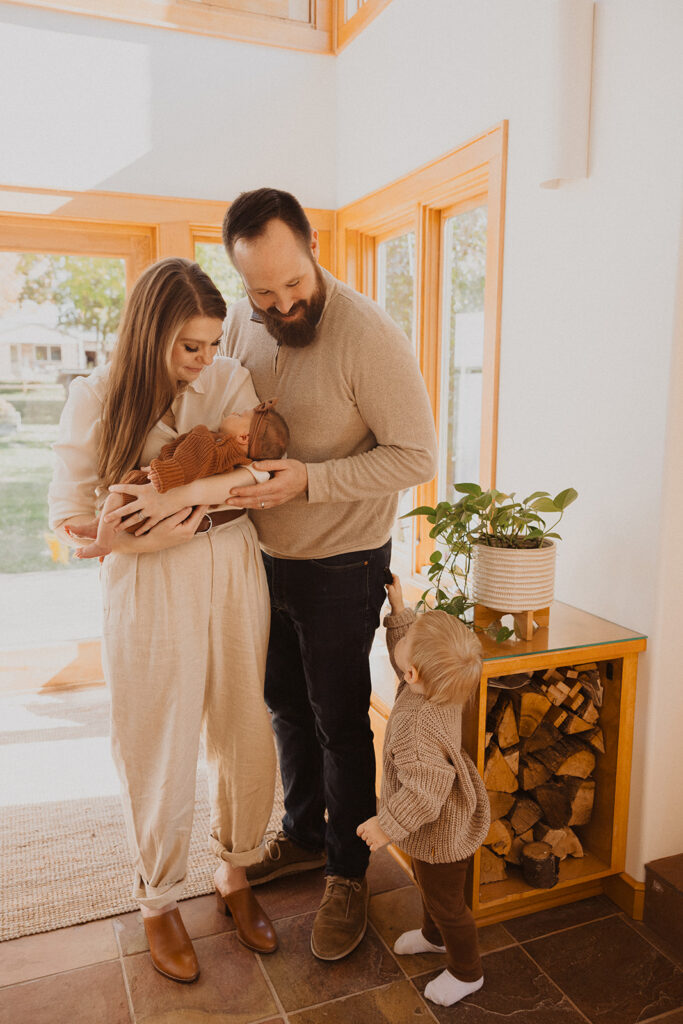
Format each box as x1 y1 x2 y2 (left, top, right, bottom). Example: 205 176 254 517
222 268 437 559
378 608 491 863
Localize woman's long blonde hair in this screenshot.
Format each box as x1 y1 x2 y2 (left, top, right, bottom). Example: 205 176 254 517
97 258 227 488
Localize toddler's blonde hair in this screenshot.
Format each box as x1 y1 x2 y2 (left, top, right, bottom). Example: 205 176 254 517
407 611 483 706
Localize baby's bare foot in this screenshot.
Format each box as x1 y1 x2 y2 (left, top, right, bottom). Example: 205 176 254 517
75 542 111 559
66 521 98 540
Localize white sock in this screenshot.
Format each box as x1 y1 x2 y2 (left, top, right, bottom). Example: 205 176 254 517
424 969 483 1006
393 929 446 955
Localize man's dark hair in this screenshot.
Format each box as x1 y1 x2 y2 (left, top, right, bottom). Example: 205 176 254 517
223 188 312 260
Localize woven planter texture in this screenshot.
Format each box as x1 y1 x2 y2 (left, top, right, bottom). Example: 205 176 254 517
472 540 556 612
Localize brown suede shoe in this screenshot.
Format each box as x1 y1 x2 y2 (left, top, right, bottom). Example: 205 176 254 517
310 875 368 961
216 885 278 953
142 907 199 983
246 831 326 887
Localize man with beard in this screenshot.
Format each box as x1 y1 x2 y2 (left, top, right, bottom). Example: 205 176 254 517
222 188 437 962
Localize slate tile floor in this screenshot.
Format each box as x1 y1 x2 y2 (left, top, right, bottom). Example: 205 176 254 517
1 848 682 1024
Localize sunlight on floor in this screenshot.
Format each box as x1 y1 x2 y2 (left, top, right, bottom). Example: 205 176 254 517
0 689 118 807
0 568 102 649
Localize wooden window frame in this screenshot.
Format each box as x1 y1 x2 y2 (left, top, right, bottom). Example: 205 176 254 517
336 122 508 579
191 209 336 275
6 0 397 52
0 214 156 294
335 0 394 51
0 187 335 279
5 0 333 53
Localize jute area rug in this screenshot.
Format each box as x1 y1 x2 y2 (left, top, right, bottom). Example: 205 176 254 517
0 689 284 943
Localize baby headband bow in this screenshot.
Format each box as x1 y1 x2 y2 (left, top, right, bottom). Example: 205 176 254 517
249 397 279 457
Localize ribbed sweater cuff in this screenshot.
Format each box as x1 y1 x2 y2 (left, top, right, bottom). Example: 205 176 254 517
377 807 410 844
149 459 184 493
383 607 415 630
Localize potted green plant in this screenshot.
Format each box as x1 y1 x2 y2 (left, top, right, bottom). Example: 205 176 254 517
404 483 578 641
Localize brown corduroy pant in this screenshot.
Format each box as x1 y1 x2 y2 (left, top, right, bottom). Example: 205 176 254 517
101 516 275 911
412 856 483 982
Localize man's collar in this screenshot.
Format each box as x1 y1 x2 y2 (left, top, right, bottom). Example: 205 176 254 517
318 266 338 315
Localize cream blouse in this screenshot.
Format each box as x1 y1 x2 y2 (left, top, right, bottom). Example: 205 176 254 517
48 356 261 528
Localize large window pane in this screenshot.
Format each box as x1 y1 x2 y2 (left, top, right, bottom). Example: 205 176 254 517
194 242 245 308
0 251 126 575
376 231 416 577
438 206 487 499
377 232 415 343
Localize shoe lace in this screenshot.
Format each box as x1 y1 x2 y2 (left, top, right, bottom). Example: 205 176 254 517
263 829 287 862
322 876 362 916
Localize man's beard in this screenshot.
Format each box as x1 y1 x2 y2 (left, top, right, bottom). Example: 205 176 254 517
252 266 326 348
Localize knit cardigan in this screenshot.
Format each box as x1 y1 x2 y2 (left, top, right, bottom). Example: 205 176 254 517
149 427 246 493
378 608 490 863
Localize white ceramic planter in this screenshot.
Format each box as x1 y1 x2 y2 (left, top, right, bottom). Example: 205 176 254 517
471 540 556 612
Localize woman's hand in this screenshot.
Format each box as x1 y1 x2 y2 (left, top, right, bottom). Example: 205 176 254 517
356 816 391 852
112 505 209 552
225 459 308 510
105 482 180 535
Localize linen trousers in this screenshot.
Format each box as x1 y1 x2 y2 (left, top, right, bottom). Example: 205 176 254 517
412 856 483 982
101 516 275 911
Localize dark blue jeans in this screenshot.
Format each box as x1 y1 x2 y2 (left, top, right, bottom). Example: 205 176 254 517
262 539 391 879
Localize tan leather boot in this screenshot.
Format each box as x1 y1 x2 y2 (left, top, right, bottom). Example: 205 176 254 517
216 885 278 953
142 908 199 983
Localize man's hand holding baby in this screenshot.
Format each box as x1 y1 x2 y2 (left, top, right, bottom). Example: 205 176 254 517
226 457 308 509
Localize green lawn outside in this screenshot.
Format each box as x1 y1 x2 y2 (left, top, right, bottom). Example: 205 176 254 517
0 384 87 574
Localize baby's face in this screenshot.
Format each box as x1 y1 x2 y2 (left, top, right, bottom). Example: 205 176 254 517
220 408 254 438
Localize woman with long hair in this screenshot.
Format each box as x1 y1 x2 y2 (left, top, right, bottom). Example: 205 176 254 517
49 257 278 982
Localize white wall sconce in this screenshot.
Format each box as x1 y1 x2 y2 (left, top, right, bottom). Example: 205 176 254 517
540 0 595 189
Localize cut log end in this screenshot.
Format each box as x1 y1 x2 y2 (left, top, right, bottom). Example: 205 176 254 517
484 743 519 793
521 841 559 888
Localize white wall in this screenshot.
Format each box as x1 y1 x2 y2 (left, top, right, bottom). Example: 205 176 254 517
0 3 337 206
337 0 683 875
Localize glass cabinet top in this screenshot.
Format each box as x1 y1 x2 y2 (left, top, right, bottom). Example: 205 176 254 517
479 602 646 664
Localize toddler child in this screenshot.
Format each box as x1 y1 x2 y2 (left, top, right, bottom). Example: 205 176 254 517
357 574 490 1008
73 398 288 559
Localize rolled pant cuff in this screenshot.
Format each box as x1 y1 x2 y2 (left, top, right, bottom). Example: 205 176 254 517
133 875 186 912
210 835 270 868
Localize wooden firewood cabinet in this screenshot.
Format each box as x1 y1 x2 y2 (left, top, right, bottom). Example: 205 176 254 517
369 601 647 925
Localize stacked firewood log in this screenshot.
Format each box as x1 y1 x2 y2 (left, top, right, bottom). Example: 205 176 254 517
480 663 604 886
